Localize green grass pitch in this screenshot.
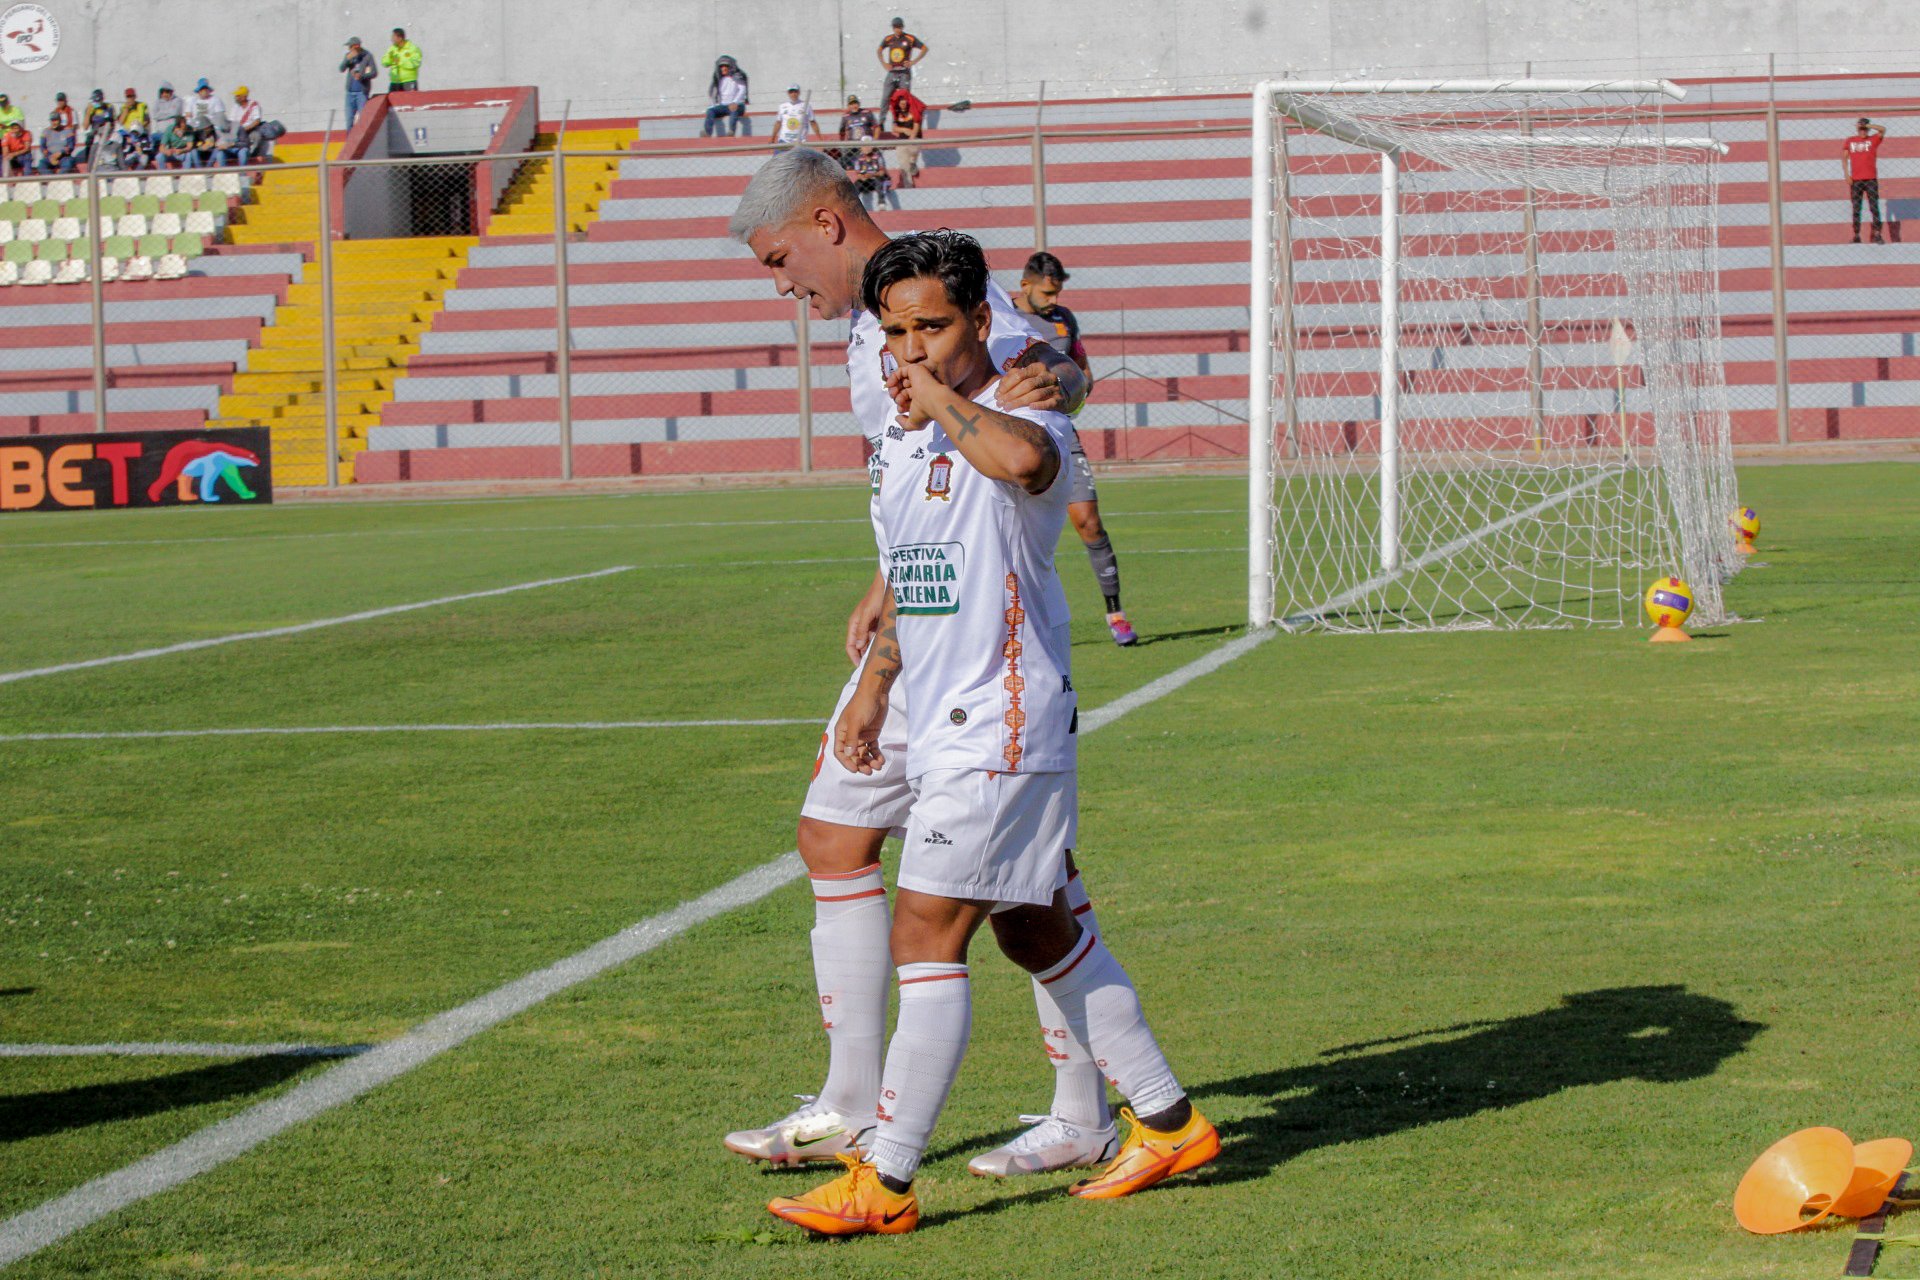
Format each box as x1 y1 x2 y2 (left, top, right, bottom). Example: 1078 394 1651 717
1 464 1916 1278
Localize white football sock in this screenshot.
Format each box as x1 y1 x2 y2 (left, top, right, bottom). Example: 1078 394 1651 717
1029 870 1112 1129
869 961 971 1184
1035 933 1183 1120
808 863 890 1120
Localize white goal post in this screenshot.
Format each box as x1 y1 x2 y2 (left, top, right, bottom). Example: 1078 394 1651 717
1247 78 1742 633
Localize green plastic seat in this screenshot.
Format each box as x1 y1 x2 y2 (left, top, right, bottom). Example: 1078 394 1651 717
171 233 203 259
29 199 60 222
194 190 225 213
0 200 26 222
2 241 30 265
34 239 67 262
95 195 127 219
136 233 169 258
128 194 160 217
66 237 91 260
103 234 135 259
162 192 194 215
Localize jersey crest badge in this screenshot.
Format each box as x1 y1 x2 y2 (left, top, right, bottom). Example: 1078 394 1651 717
925 453 953 501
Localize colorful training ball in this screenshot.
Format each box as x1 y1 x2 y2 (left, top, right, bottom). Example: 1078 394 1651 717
1733 507 1761 544
1645 577 1694 629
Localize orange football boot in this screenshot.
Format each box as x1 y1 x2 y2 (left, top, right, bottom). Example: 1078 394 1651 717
1067 1105 1219 1199
768 1152 920 1236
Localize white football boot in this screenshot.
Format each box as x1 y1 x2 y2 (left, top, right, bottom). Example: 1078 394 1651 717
723 1095 874 1166
966 1114 1121 1177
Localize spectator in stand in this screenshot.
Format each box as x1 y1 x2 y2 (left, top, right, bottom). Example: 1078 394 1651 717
36 111 76 173
50 91 74 132
341 36 378 127
840 94 879 142
383 28 422 93
189 114 221 168
850 146 893 208
0 93 22 133
704 55 749 137
226 86 264 163
1845 116 1888 244
186 79 228 132
885 86 925 187
80 89 115 163
1 120 30 176
772 85 820 148
148 82 183 163
877 16 926 105
155 111 195 169
117 88 150 168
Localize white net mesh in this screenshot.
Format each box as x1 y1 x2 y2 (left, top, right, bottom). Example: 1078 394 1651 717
1257 81 1741 632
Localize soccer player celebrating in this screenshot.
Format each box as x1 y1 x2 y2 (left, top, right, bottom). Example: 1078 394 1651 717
723 149 1123 1181
1014 251 1136 646
766 231 1216 1235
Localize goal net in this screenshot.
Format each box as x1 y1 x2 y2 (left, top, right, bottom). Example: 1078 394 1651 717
1248 79 1741 632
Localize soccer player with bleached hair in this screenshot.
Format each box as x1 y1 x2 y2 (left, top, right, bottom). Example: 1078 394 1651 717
723 147 1125 1181
766 230 1216 1235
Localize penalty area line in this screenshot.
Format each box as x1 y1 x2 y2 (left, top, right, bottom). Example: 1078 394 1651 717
0 566 634 688
0 1043 370 1059
0 624 1273 1269
0 719 819 744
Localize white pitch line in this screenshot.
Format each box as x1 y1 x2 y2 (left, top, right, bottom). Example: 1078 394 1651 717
0 626 1272 1269
0 1043 369 1059
4 509 1244 552
0 719 818 744
1279 469 1618 630
0 566 633 689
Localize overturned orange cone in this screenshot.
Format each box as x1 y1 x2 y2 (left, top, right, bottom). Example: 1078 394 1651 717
1831 1138 1913 1218
1734 1127 1856 1234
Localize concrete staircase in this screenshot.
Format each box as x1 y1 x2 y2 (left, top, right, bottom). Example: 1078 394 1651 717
488 128 634 236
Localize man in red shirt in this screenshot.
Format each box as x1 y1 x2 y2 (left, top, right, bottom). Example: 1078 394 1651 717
1844 117 1888 244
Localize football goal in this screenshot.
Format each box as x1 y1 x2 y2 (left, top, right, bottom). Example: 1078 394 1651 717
1247 78 1742 632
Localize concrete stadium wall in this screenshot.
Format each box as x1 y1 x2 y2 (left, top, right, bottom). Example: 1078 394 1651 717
0 0 1905 134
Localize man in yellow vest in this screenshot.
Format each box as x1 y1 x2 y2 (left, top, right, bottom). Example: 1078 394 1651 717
382 28 422 93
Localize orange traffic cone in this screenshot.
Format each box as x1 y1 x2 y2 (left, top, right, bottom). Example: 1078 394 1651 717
1734 1127 1856 1234
1831 1138 1914 1218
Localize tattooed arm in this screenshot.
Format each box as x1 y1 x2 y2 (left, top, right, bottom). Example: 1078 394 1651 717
895 361 1062 494
998 342 1089 415
834 590 900 775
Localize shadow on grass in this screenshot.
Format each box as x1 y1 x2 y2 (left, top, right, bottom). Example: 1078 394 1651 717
0 1054 324 1144
930 985 1761 1200
0 988 33 998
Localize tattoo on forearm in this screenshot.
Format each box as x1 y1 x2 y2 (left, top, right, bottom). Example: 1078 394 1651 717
944 402 1052 454
865 597 902 684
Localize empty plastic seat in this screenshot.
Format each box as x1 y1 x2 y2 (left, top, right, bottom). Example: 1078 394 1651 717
65 236 90 260
109 176 141 199
1 241 29 264
103 233 135 259
171 233 203 259
182 209 216 235
162 192 194 215
194 190 226 214
154 253 187 280
14 182 42 203
16 219 46 243
45 179 76 202
121 255 154 281
54 258 87 284
49 216 81 241
136 233 169 258
142 175 173 197
19 258 53 285
210 173 243 196
96 194 126 218
151 212 183 237
0 199 25 221
116 214 148 239
99 255 120 282
29 199 60 222
128 194 160 217
0 220 10 244
177 174 208 196
34 239 67 262
0 260 16 286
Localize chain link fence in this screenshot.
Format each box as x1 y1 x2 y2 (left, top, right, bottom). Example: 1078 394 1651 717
8 74 1920 492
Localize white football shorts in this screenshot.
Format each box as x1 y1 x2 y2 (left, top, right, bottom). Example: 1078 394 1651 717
800 662 913 835
897 767 1076 909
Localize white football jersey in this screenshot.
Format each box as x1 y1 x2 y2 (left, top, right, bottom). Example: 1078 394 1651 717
869 379 1076 779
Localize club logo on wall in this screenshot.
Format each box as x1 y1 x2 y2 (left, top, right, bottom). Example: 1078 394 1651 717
0 4 60 72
